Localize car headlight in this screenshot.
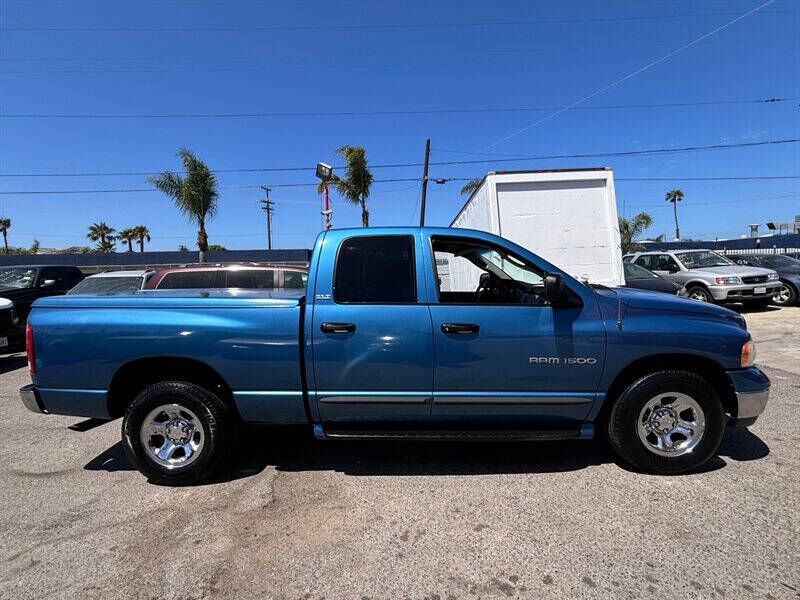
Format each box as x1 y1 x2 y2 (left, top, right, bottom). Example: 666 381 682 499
741 340 756 368
767 272 779 281
715 276 741 285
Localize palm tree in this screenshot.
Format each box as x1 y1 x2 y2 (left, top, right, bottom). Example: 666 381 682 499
665 188 684 240
0 217 10 254
87 222 116 252
459 178 482 196
117 227 136 252
148 148 217 262
618 212 653 254
133 225 151 252
333 145 373 227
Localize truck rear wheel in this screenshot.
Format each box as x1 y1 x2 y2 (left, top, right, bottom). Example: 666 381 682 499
122 381 230 485
607 370 725 474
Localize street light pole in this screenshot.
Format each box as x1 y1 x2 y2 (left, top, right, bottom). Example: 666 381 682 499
316 162 334 230
419 138 430 226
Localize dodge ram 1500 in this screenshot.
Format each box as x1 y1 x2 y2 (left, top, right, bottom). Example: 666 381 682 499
20 227 769 484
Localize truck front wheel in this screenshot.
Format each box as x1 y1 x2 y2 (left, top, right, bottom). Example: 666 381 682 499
607 370 725 474
122 381 230 485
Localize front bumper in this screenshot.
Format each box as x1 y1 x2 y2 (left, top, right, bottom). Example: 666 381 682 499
710 282 782 302
20 383 46 414
727 366 770 427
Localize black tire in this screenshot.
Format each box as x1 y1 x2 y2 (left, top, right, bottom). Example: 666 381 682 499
686 285 713 303
607 370 725 474
771 282 797 306
122 381 231 485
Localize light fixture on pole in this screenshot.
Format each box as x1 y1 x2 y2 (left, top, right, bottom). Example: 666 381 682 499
316 162 334 230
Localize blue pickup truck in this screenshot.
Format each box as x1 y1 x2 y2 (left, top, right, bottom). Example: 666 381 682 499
20 227 769 484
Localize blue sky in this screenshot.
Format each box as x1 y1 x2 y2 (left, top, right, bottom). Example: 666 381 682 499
0 0 798 251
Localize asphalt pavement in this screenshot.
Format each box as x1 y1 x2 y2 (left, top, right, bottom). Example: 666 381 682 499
0 306 798 599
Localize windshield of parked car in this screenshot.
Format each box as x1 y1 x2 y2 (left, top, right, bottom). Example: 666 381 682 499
755 255 800 269
68 276 144 294
624 262 659 279
0 267 37 288
677 251 733 269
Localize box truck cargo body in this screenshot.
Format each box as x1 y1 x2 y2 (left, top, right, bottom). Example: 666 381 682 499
449 168 623 287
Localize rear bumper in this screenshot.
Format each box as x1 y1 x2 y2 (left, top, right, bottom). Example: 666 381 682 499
726 366 770 426
0 326 25 354
20 383 46 414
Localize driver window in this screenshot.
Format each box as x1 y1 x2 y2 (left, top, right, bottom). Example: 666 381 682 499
431 236 545 305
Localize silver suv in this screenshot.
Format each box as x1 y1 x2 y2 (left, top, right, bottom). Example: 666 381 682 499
623 249 780 305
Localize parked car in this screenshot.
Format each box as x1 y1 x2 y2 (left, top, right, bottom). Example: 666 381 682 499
622 262 684 295
68 270 155 295
729 254 800 306
0 265 84 354
21 227 768 483
623 249 780 306
144 263 308 290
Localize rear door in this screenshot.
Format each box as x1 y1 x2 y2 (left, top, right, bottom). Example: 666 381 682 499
310 233 433 425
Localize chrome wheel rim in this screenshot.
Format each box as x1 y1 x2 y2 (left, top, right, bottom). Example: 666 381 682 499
773 285 791 305
689 289 708 302
637 392 706 457
140 404 205 469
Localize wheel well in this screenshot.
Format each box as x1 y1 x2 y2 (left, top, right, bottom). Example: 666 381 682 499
597 354 738 428
684 281 710 291
107 357 237 419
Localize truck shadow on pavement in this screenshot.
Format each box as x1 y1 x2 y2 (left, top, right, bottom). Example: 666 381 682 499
0 355 27 375
83 424 770 483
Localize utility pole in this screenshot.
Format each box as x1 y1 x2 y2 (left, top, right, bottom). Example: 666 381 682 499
259 186 273 250
419 138 430 226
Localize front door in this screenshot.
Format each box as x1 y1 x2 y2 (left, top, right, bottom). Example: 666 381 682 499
426 234 605 431
311 233 433 425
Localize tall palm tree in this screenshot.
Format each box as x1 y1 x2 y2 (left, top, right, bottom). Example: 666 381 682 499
618 212 653 254
665 188 684 240
459 178 482 196
333 145 373 227
117 227 136 252
0 217 10 254
148 148 217 262
87 222 116 252
133 225 151 252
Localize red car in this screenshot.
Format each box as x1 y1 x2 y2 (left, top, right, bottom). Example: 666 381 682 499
143 263 308 291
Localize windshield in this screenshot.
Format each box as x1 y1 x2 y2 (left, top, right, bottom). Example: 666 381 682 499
756 255 800 268
68 276 143 295
677 251 733 269
0 267 37 289
624 262 659 279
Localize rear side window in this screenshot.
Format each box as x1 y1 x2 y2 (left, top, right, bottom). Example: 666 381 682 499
634 255 655 270
283 270 306 289
334 236 415 303
157 271 218 289
226 269 275 289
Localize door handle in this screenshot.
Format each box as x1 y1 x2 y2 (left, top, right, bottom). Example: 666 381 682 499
441 323 479 334
320 322 356 333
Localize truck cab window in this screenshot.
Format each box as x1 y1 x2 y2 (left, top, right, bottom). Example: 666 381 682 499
431 236 545 304
334 236 416 303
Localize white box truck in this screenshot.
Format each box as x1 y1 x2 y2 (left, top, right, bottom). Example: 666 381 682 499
449 168 623 287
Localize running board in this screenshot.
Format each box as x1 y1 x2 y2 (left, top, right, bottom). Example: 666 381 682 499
312 424 582 441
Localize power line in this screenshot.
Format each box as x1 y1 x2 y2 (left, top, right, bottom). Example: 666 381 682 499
1 139 797 178
3 97 796 119
479 0 777 151
3 9 795 32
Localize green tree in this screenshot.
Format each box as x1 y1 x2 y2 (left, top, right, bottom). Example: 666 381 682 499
459 178 482 197
117 227 136 252
333 145 374 227
148 148 218 262
665 188 684 240
618 212 653 254
133 225 151 252
0 217 10 254
208 244 227 251
87 222 116 252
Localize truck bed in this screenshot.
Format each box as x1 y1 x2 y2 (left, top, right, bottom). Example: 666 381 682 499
29 290 307 422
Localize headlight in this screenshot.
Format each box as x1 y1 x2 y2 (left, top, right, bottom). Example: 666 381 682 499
714 276 741 285
741 340 756 367
767 272 779 281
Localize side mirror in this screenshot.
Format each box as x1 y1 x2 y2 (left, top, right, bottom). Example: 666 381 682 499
40 279 57 288
543 272 565 304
